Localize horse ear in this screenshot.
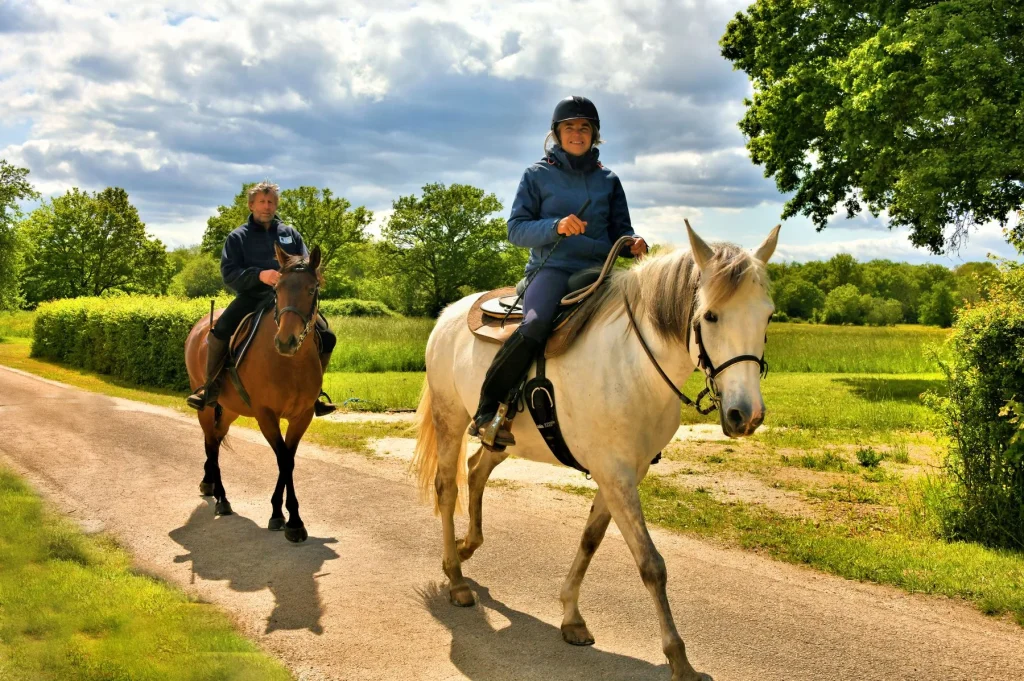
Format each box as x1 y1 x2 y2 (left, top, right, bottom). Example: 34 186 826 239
308 245 321 272
274 242 290 268
754 224 781 264
685 219 714 270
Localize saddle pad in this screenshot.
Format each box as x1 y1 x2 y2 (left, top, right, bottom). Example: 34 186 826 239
479 295 524 319
467 287 579 358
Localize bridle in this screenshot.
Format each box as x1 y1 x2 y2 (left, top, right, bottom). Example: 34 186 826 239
274 264 320 347
623 295 768 415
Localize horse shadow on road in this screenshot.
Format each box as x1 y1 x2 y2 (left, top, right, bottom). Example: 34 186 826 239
169 501 339 635
419 579 670 681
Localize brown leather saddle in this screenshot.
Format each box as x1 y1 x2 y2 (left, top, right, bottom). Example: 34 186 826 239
467 234 634 357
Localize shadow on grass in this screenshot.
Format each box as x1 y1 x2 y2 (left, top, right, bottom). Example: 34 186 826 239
834 376 946 404
418 578 672 681
170 502 339 635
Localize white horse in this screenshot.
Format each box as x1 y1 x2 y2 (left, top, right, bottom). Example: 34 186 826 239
413 223 779 681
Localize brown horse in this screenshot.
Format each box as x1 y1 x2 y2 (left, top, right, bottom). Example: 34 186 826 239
184 244 324 543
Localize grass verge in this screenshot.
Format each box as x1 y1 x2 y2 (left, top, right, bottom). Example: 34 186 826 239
557 478 1024 626
0 466 293 681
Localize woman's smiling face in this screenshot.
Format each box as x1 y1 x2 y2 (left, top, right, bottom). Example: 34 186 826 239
557 118 594 156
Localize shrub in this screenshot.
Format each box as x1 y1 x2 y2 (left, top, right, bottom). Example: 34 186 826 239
319 298 398 318
31 296 400 391
822 284 869 324
866 298 904 326
168 255 225 299
856 447 884 468
927 296 1024 550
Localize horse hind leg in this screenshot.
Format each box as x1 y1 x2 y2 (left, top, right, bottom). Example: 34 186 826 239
456 444 509 562
199 405 236 517
433 409 474 606
560 488 611 646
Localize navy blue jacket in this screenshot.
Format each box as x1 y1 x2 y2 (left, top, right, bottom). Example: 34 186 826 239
221 215 308 294
508 146 635 274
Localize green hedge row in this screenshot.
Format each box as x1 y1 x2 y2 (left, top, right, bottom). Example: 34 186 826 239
31 296 399 391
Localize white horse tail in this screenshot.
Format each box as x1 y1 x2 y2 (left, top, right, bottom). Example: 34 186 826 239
411 377 468 515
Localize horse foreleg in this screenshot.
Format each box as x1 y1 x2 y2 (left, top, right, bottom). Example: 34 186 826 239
598 473 711 681
560 488 610 646
457 445 508 562
257 410 308 543
281 409 313 543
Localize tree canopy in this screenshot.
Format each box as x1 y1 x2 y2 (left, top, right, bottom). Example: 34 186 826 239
19 187 169 304
0 160 39 310
722 0 1024 253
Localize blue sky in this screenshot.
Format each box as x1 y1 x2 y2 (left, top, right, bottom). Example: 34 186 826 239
0 0 1018 265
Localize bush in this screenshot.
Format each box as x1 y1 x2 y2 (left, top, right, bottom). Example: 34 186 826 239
928 297 1024 550
31 296 400 391
856 447 884 468
866 297 904 326
822 283 869 324
168 255 225 299
319 298 398 318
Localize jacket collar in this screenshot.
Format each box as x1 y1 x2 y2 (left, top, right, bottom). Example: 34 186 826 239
247 214 281 232
548 145 601 173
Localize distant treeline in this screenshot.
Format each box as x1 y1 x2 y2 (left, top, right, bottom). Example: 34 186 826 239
0 161 1001 324
767 256 998 327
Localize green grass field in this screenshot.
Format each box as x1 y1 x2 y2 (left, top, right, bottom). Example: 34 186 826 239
0 467 292 681
0 311 36 339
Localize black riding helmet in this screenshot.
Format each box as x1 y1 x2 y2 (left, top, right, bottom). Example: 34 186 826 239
551 95 600 132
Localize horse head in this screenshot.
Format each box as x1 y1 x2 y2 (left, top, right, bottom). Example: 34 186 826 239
686 223 779 438
273 243 323 357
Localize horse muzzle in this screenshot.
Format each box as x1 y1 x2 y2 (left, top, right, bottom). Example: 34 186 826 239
720 399 765 438
274 335 300 356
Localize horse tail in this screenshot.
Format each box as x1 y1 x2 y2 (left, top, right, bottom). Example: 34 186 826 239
411 377 468 515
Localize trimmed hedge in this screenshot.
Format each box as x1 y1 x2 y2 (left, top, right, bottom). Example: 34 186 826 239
31 296 400 391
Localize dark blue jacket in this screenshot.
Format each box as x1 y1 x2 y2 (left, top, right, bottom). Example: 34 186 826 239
221 215 308 294
508 145 635 274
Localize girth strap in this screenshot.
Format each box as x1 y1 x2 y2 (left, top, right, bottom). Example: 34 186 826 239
524 354 589 475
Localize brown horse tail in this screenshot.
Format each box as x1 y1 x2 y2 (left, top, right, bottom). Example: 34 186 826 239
411 377 468 515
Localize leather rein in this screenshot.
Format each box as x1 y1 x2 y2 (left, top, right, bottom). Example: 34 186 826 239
273 264 320 347
623 295 768 415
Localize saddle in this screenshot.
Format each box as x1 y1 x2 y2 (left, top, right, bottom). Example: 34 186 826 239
467 235 633 356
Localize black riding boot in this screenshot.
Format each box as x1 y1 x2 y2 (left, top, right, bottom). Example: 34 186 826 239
314 350 337 417
186 334 229 410
469 329 541 447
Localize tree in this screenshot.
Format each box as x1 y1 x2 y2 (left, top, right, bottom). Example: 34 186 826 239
277 186 372 294
822 283 869 324
0 160 39 310
380 183 515 316
168 250 224 299
953 260 999 306
919 282 957 327
200 184 254 255
823 253 862 292
866 297 904 326
19 187 169 303
771 275 825 320
722 1 1024 253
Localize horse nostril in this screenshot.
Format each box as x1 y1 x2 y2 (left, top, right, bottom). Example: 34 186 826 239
726 408 745 430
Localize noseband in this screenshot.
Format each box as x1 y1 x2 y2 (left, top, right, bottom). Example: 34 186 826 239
623 295 768 415
273 264 320 347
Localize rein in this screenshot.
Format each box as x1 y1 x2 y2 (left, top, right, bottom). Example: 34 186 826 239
623 294 768 415
274 264 320 346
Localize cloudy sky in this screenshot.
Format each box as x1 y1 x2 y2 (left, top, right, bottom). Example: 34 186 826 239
1 0 1017 264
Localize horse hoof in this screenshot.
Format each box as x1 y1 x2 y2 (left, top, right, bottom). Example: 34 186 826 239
561 622 595 646
285 526 308 543
199 482 216 496
215 500 233 516
449 584 476 607
268 517 286 531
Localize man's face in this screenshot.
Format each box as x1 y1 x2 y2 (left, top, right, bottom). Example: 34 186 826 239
249 191 278 224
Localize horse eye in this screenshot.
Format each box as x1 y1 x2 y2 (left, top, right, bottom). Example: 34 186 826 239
704 311 718 323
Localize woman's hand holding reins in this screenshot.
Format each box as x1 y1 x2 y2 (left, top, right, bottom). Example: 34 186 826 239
557 214 587 236
630 237 648 256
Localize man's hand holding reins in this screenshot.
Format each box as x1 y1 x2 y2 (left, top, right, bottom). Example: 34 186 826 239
259 270 281 286
557 214 587 236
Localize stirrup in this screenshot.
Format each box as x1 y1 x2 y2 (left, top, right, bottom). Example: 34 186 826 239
186 386 215 411
479 403 515 448
313 390 336 417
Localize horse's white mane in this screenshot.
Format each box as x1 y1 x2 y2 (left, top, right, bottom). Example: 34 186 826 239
563 243 769 345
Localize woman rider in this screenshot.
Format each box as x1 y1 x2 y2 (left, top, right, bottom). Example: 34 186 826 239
471 96 647 447
185 181 337 416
